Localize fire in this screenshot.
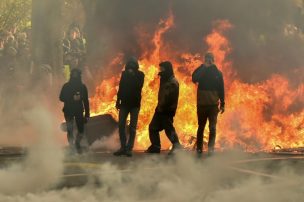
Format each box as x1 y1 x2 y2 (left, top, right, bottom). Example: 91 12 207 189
90 13 304 151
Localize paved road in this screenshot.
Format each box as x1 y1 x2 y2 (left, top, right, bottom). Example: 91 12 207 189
1 147 303 188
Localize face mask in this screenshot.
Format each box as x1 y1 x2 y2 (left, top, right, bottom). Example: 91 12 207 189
158 71 165 77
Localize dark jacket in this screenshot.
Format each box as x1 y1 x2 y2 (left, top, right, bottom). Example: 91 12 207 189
192 64 225 106
59 80 90 117
117 70 145 108
157 76 179 116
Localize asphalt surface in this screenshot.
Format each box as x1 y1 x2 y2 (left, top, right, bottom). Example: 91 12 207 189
0 147 304 189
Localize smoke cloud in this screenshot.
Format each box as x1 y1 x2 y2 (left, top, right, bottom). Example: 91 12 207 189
0 151 303 201
0 106 64 194
89 129 120 151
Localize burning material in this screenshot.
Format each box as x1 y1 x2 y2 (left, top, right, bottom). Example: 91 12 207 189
272 147 304 155
90 13 304 152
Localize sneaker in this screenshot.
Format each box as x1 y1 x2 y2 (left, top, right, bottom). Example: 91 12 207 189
145 146 160 154
168 143 182 155
113 148 126 156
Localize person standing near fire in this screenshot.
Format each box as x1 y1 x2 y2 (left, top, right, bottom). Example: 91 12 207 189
192 52 225 157
59 68 90 154
114 57 145 157
145 61 181 154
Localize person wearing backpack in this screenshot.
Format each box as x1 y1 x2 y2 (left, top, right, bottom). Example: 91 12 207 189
59 68 90 154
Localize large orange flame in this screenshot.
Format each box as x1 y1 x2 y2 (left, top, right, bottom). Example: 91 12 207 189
90 13 304 151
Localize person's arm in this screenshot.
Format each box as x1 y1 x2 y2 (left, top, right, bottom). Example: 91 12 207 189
138 72 145 89
165 83 179 109
83 85 90 118
192 66 203 83
218 72 225 113
158 81 179 113
116 72 125 109
59 84 67 102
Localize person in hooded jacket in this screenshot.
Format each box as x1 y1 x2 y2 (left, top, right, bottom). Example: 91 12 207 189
59 68 90 154
192 52 225 157
114 57 145 157
145 61 181 155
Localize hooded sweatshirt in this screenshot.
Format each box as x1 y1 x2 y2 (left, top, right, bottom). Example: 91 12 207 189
192 64 225 107
117 59 145 108
59 70 90 117
157 61 179 116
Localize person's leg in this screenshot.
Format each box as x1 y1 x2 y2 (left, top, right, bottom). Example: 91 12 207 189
207 106 219 155
163 114 181 155
126 107 140 155
146 112 162 153
64 114 74 146
75 113 85 154
118 107 129 148
196 105 208 154
114 107 129 156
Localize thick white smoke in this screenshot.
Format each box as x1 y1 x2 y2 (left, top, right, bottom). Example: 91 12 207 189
89 130 120 151
0 106 64 195
0 149 303 201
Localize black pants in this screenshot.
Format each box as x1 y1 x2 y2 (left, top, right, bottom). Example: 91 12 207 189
196 105 219 152
64 113 84 146
148 111 180 150
118 107 140 151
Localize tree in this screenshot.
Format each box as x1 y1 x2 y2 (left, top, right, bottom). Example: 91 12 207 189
0 0 32 31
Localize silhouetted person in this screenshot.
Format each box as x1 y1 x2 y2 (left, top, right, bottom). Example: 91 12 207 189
192 52 225 157
59 68 90 154
146 61 181 154
114 57 145 157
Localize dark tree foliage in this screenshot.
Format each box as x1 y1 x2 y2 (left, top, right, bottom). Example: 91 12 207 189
0 0 32 31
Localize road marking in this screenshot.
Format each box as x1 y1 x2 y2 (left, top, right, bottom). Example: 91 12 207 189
228 166 285 180
233 156 304 164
